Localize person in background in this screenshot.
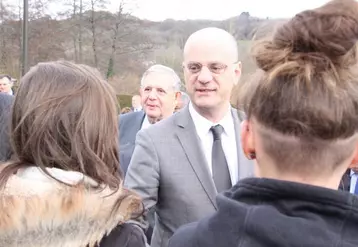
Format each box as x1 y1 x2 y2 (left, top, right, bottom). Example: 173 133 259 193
0 75 14 95
121 107 132 114
169 1 358 246
340 167 358 194
119 64 181 176
0 93 13 162
119 64 181 244
0 61 145 247
131 95 142 112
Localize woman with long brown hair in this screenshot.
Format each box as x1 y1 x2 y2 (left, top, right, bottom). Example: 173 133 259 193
0 61 144 247
169 0 358 246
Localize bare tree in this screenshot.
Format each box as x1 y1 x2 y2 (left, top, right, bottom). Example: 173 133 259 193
0 0 17 74
88 0 108 68
106 1 126 79
154 44 183 82
71 0 78 62
78 0 83 62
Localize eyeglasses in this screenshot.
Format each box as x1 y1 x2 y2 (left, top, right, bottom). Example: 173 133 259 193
184 62 234 75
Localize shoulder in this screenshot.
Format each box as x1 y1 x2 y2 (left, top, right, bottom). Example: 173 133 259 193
137 112 179 139
119 111 143 123
100 223 146 247
119 112 144 129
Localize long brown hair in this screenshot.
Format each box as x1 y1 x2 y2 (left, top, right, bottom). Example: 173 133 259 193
241 0 358 173
0 61 123 190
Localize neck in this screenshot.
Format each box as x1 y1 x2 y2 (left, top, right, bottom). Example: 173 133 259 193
193 102 230 123
147 116 162 124
257 163 346 190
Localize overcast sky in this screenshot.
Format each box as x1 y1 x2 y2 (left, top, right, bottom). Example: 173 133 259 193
109 0 331 21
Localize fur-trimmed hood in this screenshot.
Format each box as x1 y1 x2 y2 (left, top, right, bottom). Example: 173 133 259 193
0 166 142 247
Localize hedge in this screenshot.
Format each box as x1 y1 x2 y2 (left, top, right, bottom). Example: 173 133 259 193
116 94 133 109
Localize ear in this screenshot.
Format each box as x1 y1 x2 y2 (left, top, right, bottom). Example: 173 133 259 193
349 143 358 169
233 61 242 86
241 119 255 160
174 91 182 107
175 91 182 100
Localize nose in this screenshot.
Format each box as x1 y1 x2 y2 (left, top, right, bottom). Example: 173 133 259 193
148 89 157 100
197 66 213 84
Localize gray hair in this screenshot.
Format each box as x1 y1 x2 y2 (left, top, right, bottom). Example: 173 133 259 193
140 64 181 92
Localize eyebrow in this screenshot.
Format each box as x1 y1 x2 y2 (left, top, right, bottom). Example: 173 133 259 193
187 61 227 64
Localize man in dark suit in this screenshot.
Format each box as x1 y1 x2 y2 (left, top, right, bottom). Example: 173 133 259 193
339 169 351 192
118 110 145 174
119 64 181 244
119 64 182 176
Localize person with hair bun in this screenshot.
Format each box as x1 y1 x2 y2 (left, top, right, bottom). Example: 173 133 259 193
168 0 358 246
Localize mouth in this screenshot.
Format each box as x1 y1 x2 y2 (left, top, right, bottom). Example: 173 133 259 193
196 89 216 93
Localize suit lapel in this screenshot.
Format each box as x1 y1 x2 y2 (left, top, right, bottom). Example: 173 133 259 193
137 111 146 128
129 111 145 143
232 109 254 179
175 107 217 209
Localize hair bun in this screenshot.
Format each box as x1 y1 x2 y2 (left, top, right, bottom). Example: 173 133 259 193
253 0 358 73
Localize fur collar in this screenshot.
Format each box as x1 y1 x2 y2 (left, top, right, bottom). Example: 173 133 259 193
0 166 142 247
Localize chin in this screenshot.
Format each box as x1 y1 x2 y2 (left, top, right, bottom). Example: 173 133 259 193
194 99 219 109
147 111 160 118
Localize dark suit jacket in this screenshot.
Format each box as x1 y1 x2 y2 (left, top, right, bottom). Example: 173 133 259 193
339 169 351 192
119 111 155 244
118 111 145 176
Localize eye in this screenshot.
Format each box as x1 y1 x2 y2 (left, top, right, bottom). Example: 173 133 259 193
210 64 226 73
187 63 201 73
144 87 151 92
157 88 166 94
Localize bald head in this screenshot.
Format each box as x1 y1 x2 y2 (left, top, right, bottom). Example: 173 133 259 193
183 27 238 62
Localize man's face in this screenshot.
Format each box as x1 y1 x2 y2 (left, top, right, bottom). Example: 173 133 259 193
132 95 141 109
183 41 241 112
0 78 12 94
140 72 178 120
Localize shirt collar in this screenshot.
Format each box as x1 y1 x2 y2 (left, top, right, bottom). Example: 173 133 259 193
189 102 234 140
141 115 152 130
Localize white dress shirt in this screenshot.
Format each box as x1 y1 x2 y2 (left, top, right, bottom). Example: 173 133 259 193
189 103 238 185
140 115 151 130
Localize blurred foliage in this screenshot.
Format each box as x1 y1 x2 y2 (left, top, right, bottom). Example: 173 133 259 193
117 94 133 109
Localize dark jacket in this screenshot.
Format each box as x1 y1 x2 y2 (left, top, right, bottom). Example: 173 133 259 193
100 223 146 247
169 177 358 247
118 111 154 244
118 111 145 175
339 169 351 192
0 93 13 161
